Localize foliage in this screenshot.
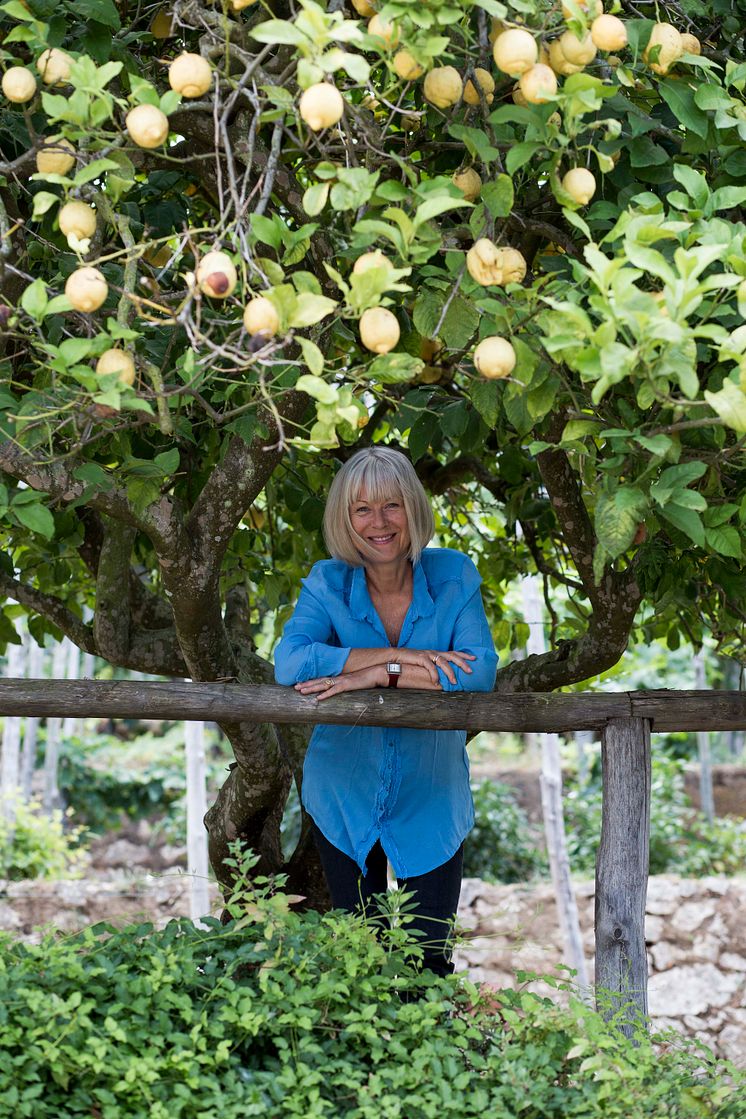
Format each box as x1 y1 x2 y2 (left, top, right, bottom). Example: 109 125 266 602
2 0 746 664
0 854 743 1119
564 754 746 876
0 796 87 880
463 779 546 882
4 0 746 883
55 725 230 836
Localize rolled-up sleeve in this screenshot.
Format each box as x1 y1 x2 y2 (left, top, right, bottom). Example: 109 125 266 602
437 560 498 693
274 579 351 686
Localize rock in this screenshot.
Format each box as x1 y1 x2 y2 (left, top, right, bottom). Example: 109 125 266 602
672 899 717 933
645 914 664 942
159 844 187 867
720 1023 746 1065
94 839 152 869
651 942 685 971
646 878 683 915
648 964 742 1017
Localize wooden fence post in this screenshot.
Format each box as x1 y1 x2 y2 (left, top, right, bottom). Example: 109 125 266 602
595 716 651 1035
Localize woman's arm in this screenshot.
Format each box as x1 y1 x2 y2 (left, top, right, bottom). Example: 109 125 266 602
295 661 444 697
436 582 498 693
274 581 351 686
342 646 475 684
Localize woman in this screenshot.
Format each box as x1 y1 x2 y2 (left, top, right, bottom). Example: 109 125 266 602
274 446 498 977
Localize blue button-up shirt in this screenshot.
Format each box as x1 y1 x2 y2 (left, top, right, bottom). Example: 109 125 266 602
273 547 498 878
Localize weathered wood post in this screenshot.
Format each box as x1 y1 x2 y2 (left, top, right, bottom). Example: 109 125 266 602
595 717 651 1035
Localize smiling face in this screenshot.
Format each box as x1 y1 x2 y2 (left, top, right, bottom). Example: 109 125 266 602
349 488 411 565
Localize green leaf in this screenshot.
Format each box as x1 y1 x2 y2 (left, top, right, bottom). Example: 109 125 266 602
413 194 470 227
59 338 93 365
72 157 121 187
11 499 55 539
32 191 60 220
289 293 337 328
251 214 283 250
709 186 746 212
154 449 180 475
705 379 746 433
76 0 121 29
302 182 330 217
481 175 514 219
707 524 742 559
505 143 541 176
469 378 500 429
408 412 439 463
298 337 324 376
295 374 337 404
251 19 307 45
594 490 643 560
20 280 48 322
448 124 502 163
658 80 709 138
672 164 709 209
412 290 441 338
367 353 423 383
660 502 705 547
440 295 479 350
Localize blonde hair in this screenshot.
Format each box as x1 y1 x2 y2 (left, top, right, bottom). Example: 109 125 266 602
323 447 434 567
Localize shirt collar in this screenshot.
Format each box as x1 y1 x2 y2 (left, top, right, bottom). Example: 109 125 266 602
349 559 435 625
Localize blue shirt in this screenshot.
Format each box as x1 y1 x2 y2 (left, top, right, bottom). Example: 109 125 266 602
273 548 498 879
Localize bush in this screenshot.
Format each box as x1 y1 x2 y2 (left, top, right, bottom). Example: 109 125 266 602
464 781 547 883
0 856 742 1119
564 756 746 877
0 797 87 880
56 726 231 838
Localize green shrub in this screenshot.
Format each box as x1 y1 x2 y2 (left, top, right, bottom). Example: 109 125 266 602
464 781 547 883
0 852 742 1119
564 755 746 876
56 726 231 838
0 797 87 880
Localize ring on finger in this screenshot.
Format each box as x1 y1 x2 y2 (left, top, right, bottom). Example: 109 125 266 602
325 677 335 688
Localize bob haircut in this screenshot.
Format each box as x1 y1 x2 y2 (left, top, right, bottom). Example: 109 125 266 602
323 447 434 567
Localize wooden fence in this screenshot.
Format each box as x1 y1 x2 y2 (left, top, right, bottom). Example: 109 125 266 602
1 680 744 1030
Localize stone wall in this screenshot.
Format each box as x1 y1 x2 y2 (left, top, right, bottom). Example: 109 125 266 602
454 875 746 1067
1 871 744 1066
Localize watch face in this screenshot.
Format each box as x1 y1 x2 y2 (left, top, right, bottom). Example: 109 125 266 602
386 662 402 674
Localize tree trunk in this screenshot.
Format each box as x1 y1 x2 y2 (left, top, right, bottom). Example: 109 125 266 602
521 575 589 991
595 717 651 1034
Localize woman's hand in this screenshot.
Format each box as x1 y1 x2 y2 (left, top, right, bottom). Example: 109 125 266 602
294 664 388 699
396 648 476 685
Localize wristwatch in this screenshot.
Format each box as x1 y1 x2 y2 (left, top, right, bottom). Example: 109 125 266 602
386 661 402 688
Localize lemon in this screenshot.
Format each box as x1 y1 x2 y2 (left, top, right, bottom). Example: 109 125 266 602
243 296 280 336
360 307 400 353
299 83 345 130
168 53 212 98
196 250 238 298
474 336 516 378
2 66 37 103
65 267 108 312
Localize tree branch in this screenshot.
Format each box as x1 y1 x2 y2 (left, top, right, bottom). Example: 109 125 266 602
185 389 309 571
0 441 184 557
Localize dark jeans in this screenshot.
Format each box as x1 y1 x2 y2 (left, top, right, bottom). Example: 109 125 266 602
311 820 463 978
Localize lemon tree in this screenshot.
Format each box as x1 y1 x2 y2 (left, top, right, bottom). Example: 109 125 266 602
1 0 746 899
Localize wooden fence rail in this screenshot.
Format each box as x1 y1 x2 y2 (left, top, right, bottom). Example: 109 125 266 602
1 680 744 1035
0 681 744 731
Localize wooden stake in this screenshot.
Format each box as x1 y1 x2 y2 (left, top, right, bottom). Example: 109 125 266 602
595 716 651 1035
